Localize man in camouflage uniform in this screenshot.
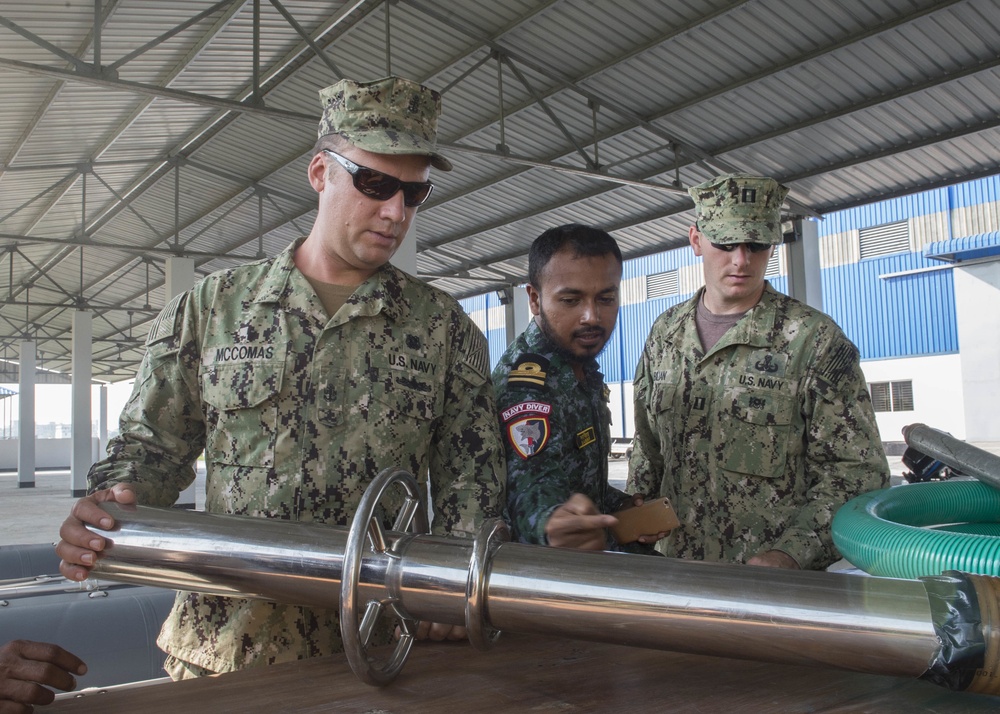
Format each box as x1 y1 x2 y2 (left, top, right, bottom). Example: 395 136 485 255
495 224 660 551
628 174 888 570
56 76 505 676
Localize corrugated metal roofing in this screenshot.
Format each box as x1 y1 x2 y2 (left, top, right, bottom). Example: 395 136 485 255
925 229 1000 261
1 0 999 380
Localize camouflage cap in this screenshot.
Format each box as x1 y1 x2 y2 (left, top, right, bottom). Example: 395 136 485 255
318 76 452 172
688 174 789 245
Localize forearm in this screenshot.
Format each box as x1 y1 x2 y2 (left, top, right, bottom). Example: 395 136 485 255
776 380 890 569
90 368 206 506
430 332 506 537
626 409 664 498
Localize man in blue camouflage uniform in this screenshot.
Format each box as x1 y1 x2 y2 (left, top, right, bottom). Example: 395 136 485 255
628 174 889 570
56 76 505 676
495 224 660 551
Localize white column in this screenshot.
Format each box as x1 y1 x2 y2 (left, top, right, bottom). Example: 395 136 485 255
166 256 197 508
17 340 35 488
99 384 108 456
504 285 531 345
71 310 93 497
785 218 823 312
955 261 1000 441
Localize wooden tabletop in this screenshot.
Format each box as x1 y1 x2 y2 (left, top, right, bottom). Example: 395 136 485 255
50 633 998 713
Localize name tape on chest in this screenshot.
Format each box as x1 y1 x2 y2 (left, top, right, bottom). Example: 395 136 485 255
389 352 438 375
204 343 277 366
575 426 596 449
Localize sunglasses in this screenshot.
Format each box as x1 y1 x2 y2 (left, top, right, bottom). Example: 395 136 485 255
710 241 772 254
323 150 434 207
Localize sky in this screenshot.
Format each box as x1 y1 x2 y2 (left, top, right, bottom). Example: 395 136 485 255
0 381 135 428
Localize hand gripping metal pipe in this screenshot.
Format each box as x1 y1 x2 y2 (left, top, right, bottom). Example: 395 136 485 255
87 469 1000 695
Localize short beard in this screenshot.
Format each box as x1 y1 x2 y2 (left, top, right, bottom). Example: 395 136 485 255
537 308 607 365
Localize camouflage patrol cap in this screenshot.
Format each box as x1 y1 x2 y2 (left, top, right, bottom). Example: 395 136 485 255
688 174 789 245
318 76 452 172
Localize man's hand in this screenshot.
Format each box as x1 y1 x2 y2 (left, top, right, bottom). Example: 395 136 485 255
624 494 672 545
414 623 467 642
56 483 137 582
0 640 86 713
747 550 800 569
396 623 467 642
544 493 616 550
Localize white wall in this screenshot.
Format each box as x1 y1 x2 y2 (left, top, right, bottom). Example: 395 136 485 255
0 438 100 470
860 354 965 443
954 261 1000 442
605 381 636 439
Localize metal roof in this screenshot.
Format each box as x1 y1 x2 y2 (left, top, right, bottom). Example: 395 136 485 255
1 0 998 380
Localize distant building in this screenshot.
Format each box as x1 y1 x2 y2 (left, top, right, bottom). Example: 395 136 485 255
463 173 1000 447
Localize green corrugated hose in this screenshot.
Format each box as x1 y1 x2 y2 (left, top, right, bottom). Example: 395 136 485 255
832 481 1000 579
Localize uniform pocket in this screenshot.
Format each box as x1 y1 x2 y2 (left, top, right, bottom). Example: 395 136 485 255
720 388 794 479
649 381 678 444
201 355 285 468
372 370 441 423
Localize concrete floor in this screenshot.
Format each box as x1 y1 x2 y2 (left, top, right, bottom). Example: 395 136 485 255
0 467 207 548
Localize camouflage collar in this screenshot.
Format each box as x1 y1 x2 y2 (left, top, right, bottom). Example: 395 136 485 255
689 283 779 352
251 238 408 323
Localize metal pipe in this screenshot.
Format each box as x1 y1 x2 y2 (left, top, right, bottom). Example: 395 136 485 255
903 422 1000 490
88 500 989 688
485 545 936 677
0 574 125 600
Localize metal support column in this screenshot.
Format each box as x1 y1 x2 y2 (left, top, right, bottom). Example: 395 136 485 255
71 310 92 497
17 340 35 488
785 218 823 312
504 286 530 346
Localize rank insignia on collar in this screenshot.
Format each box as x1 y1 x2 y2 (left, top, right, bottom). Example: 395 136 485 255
508 353 549 388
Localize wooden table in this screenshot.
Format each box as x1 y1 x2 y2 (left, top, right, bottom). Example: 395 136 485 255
50 633 998 713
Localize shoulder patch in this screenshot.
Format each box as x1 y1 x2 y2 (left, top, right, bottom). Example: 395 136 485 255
455 318 490 381
145 293 187 346
508 353 550 389
817 341 859 385
500 400 552 459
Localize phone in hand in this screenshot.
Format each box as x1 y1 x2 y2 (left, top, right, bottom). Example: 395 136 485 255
611 497 680 544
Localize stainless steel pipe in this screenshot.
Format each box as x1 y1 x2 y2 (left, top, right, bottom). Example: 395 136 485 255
903 422 1000 490
91 499 970 687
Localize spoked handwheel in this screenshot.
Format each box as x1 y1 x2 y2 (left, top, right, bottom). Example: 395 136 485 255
340 467 428 686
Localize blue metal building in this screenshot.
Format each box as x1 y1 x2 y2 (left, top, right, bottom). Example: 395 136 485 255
462 173 1000 443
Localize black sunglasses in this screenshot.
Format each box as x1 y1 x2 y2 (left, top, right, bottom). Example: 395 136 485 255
710 241 772 254
323 150 434 207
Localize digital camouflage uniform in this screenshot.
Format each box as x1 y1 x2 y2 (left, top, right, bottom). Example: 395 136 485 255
628 283 889 570
89 239 505 673
493 320 629 546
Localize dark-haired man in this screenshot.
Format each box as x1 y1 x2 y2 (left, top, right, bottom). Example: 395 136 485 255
495 224 663 551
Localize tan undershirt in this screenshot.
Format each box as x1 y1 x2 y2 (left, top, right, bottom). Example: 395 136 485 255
695 294 747 352
304 276 358 318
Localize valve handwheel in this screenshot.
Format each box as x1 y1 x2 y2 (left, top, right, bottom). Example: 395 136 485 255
340 467 428 686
